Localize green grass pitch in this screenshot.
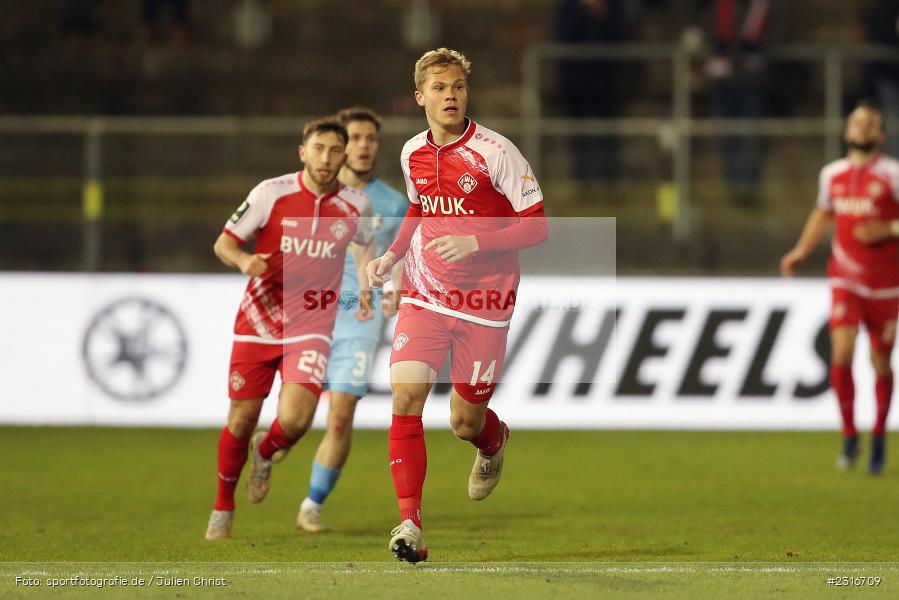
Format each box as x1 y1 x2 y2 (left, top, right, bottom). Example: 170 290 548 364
2 427 899 598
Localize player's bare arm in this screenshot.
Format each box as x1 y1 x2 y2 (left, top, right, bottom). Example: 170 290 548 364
780 207 832 277
382 259 404 317
213 232 271 277
366 250 396 288
351 240 376 321
853 219 899 245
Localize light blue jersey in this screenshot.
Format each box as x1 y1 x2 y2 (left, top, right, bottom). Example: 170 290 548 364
327 177 407 396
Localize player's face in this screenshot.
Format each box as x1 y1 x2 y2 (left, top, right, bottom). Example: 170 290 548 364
415 65 468 131
299 131 347 187
345 120 379 175
844 108 885 152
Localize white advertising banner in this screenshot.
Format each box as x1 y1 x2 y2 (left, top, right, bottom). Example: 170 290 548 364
0 273 886 430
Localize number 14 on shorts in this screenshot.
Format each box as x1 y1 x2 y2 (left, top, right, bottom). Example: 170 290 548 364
470 360 496 386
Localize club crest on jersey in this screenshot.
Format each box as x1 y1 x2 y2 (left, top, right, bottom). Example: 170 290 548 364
869 181 884 197
330 220 349 240
393 333 410 351
230 371 245 391
458 173 478 194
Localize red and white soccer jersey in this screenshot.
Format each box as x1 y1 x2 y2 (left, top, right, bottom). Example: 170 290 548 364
818 154 899 349
818 154 899 295
395 119 546 327
223 171 371 397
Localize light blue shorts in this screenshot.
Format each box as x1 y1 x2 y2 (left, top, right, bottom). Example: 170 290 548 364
324 336 380 398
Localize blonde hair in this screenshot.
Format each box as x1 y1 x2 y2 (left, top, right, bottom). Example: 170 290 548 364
413 48 471 91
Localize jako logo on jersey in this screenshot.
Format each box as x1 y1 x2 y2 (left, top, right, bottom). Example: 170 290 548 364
419 195 474 215
330 220 349 240
394 333 409 351
458 173 478 194
230 371 245 391
415 178 428 185
280 236 336 258
281 218 298 228
832 197 876 216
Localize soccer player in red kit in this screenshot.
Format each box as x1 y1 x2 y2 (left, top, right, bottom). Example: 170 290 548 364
782 102 899 475
366 48 548 562
204 117 372 539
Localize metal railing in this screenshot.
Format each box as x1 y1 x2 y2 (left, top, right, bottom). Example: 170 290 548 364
520 43 899 240
4 43 899 271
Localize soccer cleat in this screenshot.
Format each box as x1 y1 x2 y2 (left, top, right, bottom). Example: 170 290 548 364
468 421 510 501
247 431 274 503
870 436 886 475
297 498 327 533
204 510 233 540
388 520 428 563
837 434 860 471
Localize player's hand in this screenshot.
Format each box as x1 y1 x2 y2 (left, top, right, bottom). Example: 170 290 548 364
853 220 892 245
366 251 396 289
382 290 400 318
239 253 272 278
779 248 807 277
355 290 374 322
424 235 479 263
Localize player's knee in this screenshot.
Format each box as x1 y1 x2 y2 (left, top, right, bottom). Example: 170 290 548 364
392 385 426 415
226 409 259 438
227 417 256 439
328 411 354 438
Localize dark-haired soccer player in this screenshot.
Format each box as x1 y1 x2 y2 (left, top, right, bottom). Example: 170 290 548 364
296 107 407 533
782 101 899 475
205 117 372 539
367 48 548 562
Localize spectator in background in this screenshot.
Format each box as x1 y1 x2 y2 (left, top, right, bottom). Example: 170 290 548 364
555 0 628 182
140 0 190 45
61 0 104 35
864 0 899 158
702 0 771 207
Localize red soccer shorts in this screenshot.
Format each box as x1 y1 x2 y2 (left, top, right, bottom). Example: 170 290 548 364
830 286 899 352
227 335 331 400
389 304 509 403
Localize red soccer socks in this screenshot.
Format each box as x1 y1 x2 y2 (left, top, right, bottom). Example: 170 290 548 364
831 365 856 437
214 426 249 511
389 414 426 529
469 408 505 457
257 418 295 460
874 374 893 438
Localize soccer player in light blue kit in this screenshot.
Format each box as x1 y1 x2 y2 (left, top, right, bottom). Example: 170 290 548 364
297 107 407 531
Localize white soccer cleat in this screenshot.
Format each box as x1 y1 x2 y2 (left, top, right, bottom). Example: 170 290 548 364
204 510 233 540
836 434 859 471
247 431 273 503
297 498 328 533
388 520 428 563
468 421 509 501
